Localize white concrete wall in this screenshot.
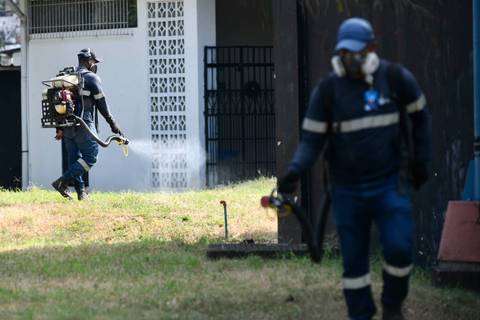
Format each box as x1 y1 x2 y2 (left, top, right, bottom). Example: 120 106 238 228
184 0 216 188
26 0 215 192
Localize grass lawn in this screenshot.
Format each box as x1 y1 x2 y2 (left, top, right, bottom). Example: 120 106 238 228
0 178 478 319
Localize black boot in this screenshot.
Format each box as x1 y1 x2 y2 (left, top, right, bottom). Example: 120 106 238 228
382 304 405 320
77 190 88 201
51 177 72 200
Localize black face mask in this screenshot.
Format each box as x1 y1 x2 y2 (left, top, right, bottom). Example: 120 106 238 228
340 52 365 78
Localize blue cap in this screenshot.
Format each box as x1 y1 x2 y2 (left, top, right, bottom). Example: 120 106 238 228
335 18 375 52
77 48 101 63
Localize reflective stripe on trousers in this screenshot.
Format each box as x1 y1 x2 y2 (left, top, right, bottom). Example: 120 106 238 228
332 175 413 320
343 273 371 290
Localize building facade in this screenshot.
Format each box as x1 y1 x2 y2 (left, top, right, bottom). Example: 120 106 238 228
23 0 215 191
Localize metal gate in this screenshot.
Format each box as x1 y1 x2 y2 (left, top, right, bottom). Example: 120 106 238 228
0 68 21 189
204 46 275 186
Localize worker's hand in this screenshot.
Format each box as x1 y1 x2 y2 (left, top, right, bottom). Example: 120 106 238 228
55 129 64 141
277 170 301 194
411 161 429 190
109 121 123 136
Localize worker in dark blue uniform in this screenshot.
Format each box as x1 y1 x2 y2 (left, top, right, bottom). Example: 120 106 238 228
277 18 431 320
52 48 123 200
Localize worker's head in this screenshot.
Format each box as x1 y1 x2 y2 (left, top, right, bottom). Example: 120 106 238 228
77 48 101 73
332 18 379 79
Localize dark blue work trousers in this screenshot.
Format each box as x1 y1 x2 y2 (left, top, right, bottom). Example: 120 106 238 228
62 124 99 193
332 175 414 320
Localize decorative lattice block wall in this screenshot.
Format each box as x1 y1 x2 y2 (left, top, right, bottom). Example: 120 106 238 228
147 0 188 189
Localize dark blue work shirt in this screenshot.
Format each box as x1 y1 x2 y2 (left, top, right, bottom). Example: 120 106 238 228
75 65 114 126
289 60 431 186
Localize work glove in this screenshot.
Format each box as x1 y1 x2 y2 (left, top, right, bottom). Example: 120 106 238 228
109 121 123 136
277 170 301 194
411 161 429 190
54 128 64 141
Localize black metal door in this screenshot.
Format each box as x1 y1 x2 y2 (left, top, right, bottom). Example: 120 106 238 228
204 46 275 186
0 68 21 189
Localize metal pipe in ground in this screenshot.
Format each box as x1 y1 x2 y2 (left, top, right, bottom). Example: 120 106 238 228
220 200 228 240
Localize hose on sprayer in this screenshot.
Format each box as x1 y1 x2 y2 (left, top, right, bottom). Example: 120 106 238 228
73 115 129 148
261 189 331 264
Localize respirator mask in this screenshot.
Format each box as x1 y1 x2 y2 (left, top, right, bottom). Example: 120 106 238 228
331 51 380 80
89 63 98 74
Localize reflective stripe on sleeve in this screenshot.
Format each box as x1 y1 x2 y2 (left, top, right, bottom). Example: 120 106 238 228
406 95 426 113
80 89 91 96
94 92 105 100
77 159 91 172
383 263 413 277
335 112 399 133
342 273 371 290
302 118 328 133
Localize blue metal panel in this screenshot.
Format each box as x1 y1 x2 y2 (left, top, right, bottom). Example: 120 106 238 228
475 0 480 140
463 160 475 200
473 0 480 200
469 0 480 200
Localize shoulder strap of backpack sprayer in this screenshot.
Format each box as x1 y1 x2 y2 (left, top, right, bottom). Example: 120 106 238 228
77 69 99 132
385 63 414 174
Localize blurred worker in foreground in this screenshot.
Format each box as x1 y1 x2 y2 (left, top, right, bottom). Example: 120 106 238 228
278 18 431 320
52 48 123 200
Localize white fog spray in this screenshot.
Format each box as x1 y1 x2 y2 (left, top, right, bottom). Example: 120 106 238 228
127 138 206 191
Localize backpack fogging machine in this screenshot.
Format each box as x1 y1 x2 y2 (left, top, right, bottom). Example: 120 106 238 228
40 67 129 156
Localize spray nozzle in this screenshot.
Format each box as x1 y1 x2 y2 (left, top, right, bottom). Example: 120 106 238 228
115 136 129 145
